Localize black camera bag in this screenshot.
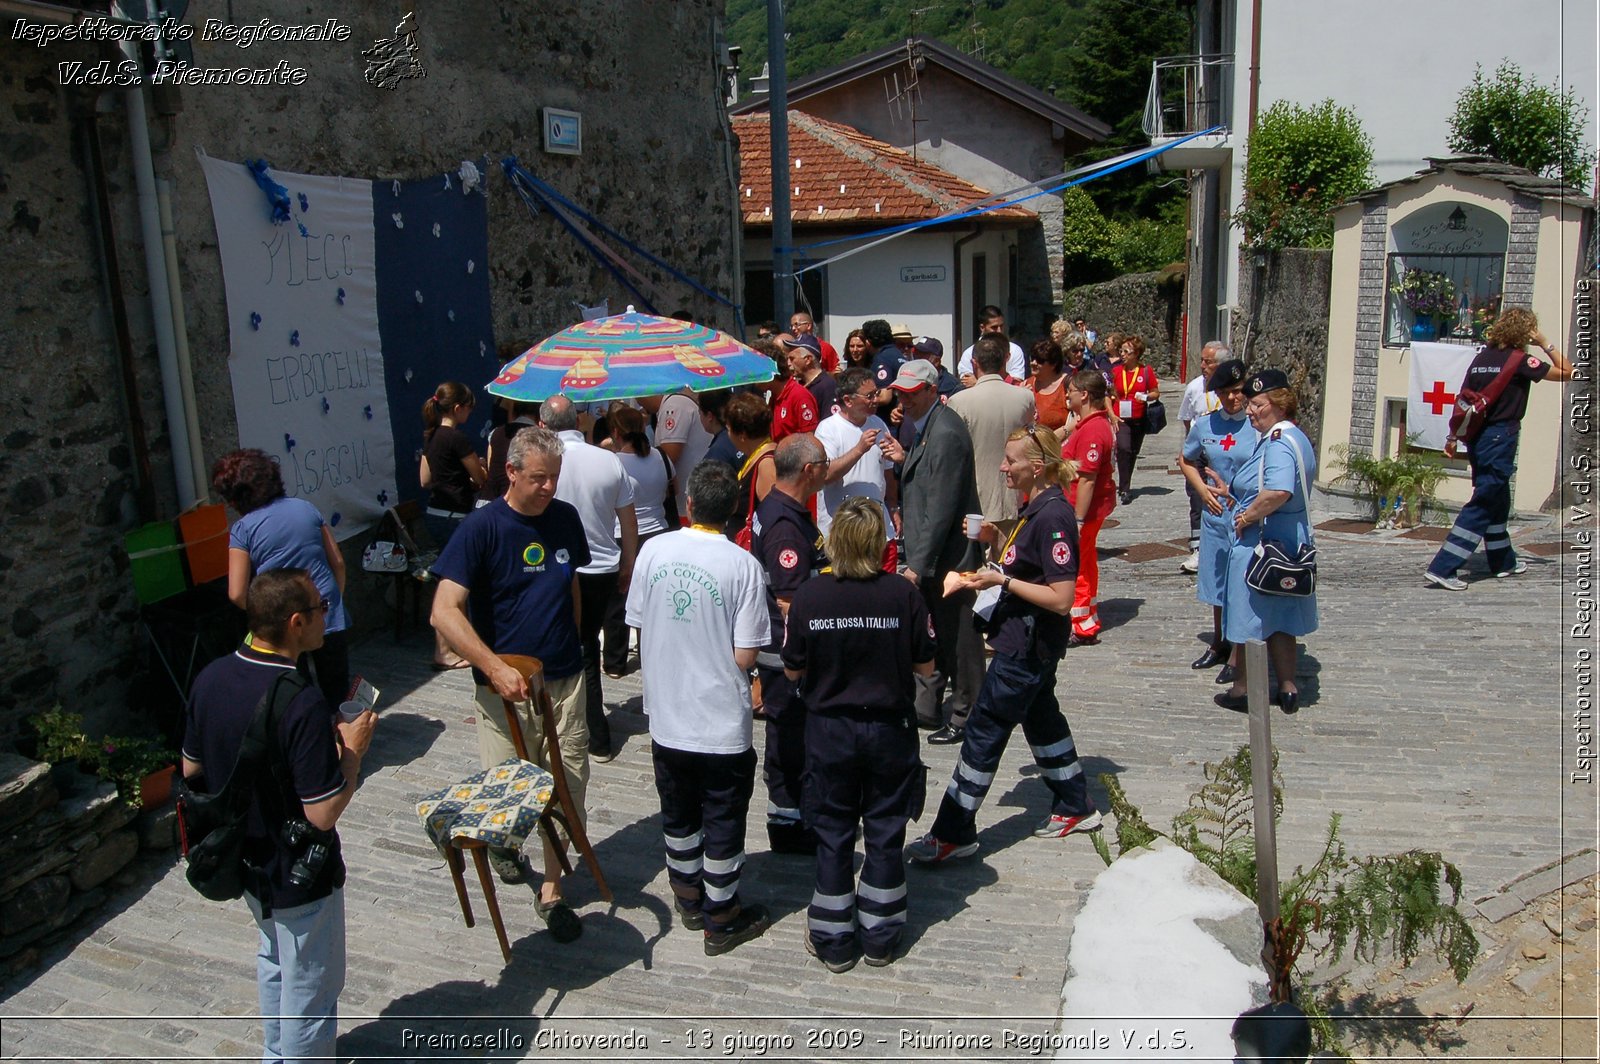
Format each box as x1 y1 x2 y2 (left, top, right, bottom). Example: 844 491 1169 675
173 672 307 902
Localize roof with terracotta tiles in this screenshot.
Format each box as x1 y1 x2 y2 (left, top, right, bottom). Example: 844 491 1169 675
733 111 1036 229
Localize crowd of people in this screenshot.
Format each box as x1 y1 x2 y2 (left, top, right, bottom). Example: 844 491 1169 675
194 301 1600 1059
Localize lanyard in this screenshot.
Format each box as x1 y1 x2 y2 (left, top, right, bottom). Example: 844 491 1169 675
999 515 1028 563
1117 365 1142 397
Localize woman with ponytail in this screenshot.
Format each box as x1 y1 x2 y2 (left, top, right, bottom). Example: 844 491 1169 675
908 424 1102 865
420 381 485 668
600 401 677 677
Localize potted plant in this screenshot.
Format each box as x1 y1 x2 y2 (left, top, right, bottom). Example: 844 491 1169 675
1391 268 1456 342
27 706 93 793
96 736 179 810
1470 293 1501 341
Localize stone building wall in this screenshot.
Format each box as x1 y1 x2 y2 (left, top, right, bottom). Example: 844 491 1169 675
1061 269 1188 381
0 2 737 742
1231 248 1334 450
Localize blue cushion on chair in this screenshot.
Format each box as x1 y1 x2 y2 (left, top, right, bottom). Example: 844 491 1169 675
416 758 554 852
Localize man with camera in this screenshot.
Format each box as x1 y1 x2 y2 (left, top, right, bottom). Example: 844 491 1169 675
182 567 376 1064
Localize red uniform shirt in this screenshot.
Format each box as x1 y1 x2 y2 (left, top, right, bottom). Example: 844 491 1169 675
1061 408 1116 521
772 377 819 441
817 338 840 374
1113 363 1158 421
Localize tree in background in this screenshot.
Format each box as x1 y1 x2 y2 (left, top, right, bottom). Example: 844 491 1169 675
1234 100 1374 250
1447 61 1593 191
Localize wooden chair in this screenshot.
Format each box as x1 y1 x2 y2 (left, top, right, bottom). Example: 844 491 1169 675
497 654 611 903
414 655 610 962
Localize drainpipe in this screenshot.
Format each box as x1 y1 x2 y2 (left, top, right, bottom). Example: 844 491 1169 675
115 0 198 508
1247 0 1262 137
157 178 207 496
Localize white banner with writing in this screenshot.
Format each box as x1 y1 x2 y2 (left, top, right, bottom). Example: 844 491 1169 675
200 156 395 540
1406 342 1478 451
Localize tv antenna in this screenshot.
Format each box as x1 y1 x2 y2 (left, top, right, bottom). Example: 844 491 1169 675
884 34 930 158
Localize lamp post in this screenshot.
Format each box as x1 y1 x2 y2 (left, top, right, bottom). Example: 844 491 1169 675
767 0 793 326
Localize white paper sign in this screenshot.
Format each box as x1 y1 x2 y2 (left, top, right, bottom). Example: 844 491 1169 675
200 156 396 540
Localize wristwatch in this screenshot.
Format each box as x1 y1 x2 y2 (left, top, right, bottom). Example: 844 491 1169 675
1002 576 1012 593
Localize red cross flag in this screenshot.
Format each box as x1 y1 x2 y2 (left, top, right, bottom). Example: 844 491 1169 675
1407 342 1477 451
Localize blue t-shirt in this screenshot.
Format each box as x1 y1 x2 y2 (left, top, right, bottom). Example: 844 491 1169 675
230 496 349 633
870 344 907 417
430 498 591 681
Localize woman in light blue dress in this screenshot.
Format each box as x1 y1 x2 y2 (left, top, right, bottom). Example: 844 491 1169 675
1178 359 1257 683
1213 370 1318 715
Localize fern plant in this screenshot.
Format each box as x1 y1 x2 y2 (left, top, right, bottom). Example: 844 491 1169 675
1329 438 1450 527
1096 748 1479 1054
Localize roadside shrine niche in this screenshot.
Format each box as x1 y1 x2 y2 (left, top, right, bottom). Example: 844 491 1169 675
1383 201 1508 347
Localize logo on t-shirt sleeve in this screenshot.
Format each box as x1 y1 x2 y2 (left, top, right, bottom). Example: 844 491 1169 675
802 405 816 423
1002 545 1017 566
1527 355 1541 370
778 548 799 570
1051 541 1072 567
1086 446 1099 463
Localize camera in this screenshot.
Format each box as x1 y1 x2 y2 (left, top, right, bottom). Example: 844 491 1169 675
281 818 335 890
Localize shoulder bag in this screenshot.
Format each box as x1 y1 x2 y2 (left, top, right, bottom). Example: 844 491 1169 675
1446 347 1526 455
173 671 309 901
1243 431 1316 598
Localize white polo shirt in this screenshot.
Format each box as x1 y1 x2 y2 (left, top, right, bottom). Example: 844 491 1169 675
553 429 636 574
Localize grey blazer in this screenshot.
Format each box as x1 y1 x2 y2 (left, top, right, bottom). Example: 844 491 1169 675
899 402 982 578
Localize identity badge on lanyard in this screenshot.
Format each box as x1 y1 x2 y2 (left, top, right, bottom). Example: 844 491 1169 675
1117 366 1140 420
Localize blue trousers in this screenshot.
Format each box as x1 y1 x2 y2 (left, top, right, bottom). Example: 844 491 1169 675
1428 422 1520 578
929 649 1089 846
652 742 756 931
244 888 345 1064
758 665 807 822
803 712 921 964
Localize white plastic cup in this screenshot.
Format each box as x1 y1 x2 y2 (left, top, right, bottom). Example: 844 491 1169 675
964 513 984 539
338 700 367 723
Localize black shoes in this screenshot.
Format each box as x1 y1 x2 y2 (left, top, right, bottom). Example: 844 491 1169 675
674 899 705 931
1215 664 1236 686
1213 690 1248 712
1274 689 1300 715
1067 632 1100 648
1118 490 1133 506
704 904 772 956
1191 642 1231 670
927 724 964 745
536 898 583 943
768 820 819 855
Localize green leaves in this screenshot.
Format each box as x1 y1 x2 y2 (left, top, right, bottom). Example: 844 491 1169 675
1234 99 1374 250
1447 60 1594 190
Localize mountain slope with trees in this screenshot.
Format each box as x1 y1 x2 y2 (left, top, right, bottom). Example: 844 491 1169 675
725 0 1190 229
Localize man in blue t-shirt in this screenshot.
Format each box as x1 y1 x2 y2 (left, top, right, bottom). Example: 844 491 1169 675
182 568 375 1064
431 426 591 943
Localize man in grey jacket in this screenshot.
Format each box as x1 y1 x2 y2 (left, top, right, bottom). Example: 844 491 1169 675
880 360 985 742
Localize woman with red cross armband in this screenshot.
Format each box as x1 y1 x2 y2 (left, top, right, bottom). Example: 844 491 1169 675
1177 359 1256 684
907 425 1102 866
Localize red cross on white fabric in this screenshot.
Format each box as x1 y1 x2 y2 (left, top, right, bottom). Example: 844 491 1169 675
1422 380 1456 416
1219 433 1237 451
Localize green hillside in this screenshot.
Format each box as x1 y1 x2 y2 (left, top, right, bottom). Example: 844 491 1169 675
724 0 1191 221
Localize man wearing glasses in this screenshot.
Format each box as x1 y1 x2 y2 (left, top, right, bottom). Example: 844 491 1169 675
814 368 900 552
750 436 832 854
789 311 839 374
182 568 376 1064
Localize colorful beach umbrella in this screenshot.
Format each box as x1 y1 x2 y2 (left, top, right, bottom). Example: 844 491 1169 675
487 307 776 402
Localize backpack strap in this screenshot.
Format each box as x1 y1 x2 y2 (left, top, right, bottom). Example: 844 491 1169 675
1257 429 1311 512
1448 347 1527 444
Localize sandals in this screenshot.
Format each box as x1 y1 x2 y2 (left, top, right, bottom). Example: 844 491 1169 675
537 898 583 943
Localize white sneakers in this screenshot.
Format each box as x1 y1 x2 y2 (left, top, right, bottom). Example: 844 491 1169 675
1180 550 1200 574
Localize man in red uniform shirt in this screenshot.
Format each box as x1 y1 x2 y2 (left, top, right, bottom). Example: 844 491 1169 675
770 333 820 442
1060 369 1116 644
789 312 839 374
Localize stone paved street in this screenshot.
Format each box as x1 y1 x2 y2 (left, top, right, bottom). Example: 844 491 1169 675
0 456 1592 1062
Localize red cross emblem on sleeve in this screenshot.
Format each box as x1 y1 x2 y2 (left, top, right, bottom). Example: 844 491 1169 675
1219 433 1237 451
1421 381 1456 416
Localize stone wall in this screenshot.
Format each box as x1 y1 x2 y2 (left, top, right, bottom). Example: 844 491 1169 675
1231 248 1334 450
0 2 737 743
1061 269 1188 381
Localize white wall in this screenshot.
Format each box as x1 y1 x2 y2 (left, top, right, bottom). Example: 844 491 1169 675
1216 0 1597 317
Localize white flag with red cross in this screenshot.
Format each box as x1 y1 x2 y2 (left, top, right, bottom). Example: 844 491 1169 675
1407 342 1478 451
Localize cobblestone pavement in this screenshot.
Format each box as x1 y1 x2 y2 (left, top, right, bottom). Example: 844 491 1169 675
1 457 1592 1062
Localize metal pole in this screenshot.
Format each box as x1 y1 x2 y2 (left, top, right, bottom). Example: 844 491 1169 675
766 0 794 326
1245 640 1282 981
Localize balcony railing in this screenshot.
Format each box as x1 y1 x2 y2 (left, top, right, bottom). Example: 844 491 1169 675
1143 54 1234 140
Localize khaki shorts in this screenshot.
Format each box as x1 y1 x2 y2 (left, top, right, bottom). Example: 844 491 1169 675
473 671 589 828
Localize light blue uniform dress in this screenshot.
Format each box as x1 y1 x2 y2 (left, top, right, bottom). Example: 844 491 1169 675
1183 410 1259 607
1222 422 1319 644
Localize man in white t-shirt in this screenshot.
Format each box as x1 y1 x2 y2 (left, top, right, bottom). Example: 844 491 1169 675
813 367 898 545
957 305 1027 383
542 396 639 760
644 388 713 518
1176 341 1227 574
625 461 773 957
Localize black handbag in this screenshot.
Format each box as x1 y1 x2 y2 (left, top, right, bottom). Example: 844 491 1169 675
1241 431 1316 598
1141 398 1168 435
